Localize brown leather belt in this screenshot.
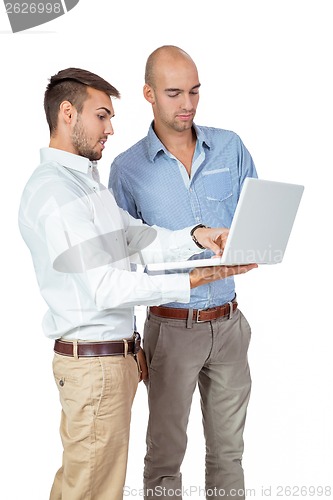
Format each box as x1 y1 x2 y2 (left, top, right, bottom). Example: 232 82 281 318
149 301 238 323
54 333 141 358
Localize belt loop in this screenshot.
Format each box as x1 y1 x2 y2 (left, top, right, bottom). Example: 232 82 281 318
186 308 193 329
73 340 79 359
228 302 234 320
123 339 128 357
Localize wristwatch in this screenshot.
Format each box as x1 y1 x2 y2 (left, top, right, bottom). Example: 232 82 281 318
190 224 207 250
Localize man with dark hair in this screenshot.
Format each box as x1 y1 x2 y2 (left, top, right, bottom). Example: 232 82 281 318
18 67 256 500
109 46 258 499
44 67 120 135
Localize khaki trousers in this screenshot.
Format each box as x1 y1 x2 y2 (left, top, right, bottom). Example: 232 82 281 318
143 308 252 500
50 353 138 500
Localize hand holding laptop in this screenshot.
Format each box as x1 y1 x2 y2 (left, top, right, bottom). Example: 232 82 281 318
190 225 258 287
189 262 258 289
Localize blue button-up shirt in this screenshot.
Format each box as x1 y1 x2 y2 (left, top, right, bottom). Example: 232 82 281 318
109 123 257 309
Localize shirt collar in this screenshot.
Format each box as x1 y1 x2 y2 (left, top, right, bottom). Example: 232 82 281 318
194 124 211 150
40 147 97 174
147 122 211 162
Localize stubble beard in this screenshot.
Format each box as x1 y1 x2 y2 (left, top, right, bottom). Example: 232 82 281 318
172 121 193 132
72 118 101 161
172 111 195 133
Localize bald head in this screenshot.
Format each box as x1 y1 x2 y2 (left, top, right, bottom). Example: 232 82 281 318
143 45 200 136
145 45 197 88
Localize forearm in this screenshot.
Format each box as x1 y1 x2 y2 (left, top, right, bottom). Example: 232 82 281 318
123 211 201 264
86 265 191 310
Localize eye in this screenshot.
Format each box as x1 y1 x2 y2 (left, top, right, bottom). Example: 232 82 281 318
98 114 106 120
167 92 181 98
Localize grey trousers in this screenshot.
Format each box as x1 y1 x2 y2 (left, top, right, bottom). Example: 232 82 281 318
143 308 252 500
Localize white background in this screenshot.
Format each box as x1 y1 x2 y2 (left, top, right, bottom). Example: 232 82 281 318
1 0 332 498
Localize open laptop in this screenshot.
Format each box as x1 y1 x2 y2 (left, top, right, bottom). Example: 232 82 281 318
146 178 304 271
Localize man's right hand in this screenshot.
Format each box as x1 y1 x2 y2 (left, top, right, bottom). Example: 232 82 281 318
189 263 258 288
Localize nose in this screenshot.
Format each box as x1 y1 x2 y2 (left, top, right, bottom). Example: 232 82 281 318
105 119 114 135
181 92 194 111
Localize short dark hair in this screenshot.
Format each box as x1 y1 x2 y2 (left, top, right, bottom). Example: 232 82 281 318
44 67 120 135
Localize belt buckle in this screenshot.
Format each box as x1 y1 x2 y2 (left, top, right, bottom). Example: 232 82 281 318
228 301 234 320
195 309 205 323
122 338 129 357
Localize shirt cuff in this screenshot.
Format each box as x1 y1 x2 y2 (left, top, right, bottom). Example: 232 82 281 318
174 226 204 257
154 272 191 304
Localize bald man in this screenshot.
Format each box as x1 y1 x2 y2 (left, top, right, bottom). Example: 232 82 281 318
109 46 258 500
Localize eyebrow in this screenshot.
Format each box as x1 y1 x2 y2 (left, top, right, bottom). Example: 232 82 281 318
96 106 113 116
165 83 201 92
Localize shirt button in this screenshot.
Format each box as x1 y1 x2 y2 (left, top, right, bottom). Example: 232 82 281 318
59 379 64 387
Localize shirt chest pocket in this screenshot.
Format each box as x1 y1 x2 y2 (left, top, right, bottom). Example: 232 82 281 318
202 168 233 202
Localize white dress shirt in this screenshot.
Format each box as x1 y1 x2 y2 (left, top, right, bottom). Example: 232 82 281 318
18 148 201 341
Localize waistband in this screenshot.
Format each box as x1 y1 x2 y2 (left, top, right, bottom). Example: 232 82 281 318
149 300 237 323
54 332 141 358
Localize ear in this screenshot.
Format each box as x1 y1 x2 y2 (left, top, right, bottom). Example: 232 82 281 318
59 100 76 125
143 84 155 104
